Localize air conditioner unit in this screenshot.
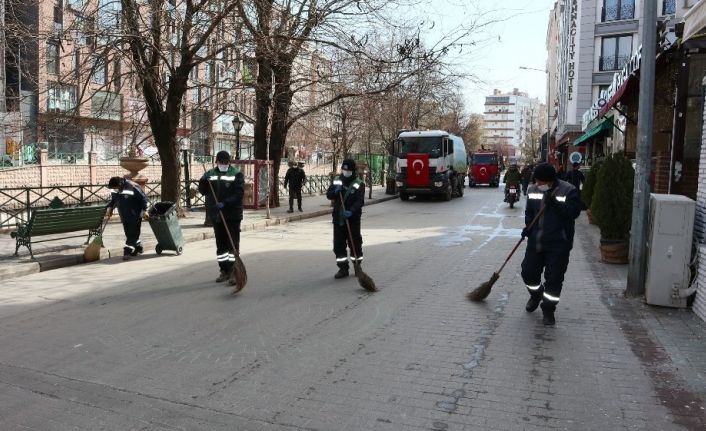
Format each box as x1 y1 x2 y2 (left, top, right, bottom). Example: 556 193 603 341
645 194 695 308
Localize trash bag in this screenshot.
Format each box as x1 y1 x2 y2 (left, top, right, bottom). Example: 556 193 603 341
150 201 175 217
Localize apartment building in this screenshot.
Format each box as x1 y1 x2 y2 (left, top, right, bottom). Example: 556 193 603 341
483 89 545 158
2 0 258 163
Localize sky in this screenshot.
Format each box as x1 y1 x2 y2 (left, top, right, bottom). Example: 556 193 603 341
415 0 556 114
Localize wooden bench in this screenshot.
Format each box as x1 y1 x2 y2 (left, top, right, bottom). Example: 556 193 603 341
11 205 107 260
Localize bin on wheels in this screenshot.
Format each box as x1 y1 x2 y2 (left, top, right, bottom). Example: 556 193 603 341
148 201 185 255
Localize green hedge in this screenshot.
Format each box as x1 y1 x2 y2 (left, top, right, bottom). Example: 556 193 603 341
590 154 634 241
582 161 602 209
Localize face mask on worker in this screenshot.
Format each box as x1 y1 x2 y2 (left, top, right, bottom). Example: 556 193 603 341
341 170 353 178
217 164 229 172
537 184 550 192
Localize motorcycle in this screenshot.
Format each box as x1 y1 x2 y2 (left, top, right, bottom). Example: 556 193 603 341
505 185 519 208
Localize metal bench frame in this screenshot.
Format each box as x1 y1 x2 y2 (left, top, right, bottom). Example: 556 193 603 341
10 205 107 260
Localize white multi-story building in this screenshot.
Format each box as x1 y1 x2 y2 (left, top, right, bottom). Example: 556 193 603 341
483 89 545 158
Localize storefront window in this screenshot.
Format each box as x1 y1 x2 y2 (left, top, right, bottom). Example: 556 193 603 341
684 56 706 160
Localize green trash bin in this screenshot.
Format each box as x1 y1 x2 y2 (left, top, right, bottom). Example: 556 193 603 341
148 201 185 255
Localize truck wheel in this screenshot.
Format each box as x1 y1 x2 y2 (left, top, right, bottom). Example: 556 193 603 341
399 193 410 201
443 184 452 201
458 180 464 197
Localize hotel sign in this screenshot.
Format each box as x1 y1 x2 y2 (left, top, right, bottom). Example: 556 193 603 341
582 45 642 131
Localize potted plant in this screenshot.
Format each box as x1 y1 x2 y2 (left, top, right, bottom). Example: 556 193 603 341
582 161 602 224
590 154 634 264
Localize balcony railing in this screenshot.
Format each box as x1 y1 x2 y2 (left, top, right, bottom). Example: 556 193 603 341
599 54 631 71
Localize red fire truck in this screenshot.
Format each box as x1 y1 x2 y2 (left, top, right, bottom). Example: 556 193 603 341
468 151 500 187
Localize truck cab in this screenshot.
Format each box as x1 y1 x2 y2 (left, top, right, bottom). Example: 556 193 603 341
469 151 500 188
394 130 468 201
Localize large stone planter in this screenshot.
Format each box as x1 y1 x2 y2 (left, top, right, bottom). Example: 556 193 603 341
119 157 149 190
600 239 629 264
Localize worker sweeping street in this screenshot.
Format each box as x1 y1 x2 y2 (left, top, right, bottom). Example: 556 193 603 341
521 163 582 325
106 176 149 261
198 151 245 285
326 159 365 280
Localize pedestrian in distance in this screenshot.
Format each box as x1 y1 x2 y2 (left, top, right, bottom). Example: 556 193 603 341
106 176 149 261
565 162 586 205
326 159 365 279
198 151 245 284
521 164 533 196
284 160 307 213
521 163 582 325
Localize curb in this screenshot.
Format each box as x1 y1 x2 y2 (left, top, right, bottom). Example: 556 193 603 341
1 194 398 281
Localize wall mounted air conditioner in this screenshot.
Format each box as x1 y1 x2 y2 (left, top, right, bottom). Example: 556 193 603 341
645 194 695 308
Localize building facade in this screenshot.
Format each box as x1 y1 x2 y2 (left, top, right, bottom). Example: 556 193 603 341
483 89 545 159
551 0 692 167
1 0 261 165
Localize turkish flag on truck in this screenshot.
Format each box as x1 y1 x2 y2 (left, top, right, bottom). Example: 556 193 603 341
407 153 429 187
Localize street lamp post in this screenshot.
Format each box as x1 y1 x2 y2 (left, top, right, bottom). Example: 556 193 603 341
232 115 244 160
519 66 551 163
89 125 96 153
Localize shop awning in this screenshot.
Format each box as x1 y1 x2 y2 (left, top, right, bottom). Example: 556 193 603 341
684 0 706 42
598 74 638 117
573 119 613 147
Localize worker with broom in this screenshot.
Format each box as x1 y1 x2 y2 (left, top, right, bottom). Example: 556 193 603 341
326 159 365 280
106 176 149 261
198 151 245 284
521 163 582 325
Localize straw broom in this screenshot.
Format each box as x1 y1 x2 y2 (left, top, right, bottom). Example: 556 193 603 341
467 204 547 302
84 214 110 263
339 194 376 292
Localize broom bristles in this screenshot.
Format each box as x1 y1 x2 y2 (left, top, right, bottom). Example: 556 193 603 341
354 263 377 292
229 255 248 294
83 236 103 263
467 272 500 302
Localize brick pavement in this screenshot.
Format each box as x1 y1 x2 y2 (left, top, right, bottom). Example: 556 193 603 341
210 205 706 430
2 190 706 430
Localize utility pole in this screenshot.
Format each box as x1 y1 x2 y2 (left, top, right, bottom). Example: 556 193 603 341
0 0 7 157
626 1 657 296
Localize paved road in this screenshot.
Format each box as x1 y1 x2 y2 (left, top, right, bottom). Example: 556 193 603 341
0 187 701 430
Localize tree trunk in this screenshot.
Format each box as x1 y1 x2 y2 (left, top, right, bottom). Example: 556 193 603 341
269 63 295 206
159 135 181 204
254 55 272 160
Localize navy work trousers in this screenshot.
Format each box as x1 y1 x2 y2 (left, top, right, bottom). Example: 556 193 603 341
521 246 571 307
213 219 241 273
333 219 362 270
122 221 143 256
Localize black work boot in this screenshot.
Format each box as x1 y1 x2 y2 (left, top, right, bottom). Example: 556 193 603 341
215 270 228 283
334 268 349 279
287 208 294 213
298 206 303 212
526 294 542 313
541 301 556 326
